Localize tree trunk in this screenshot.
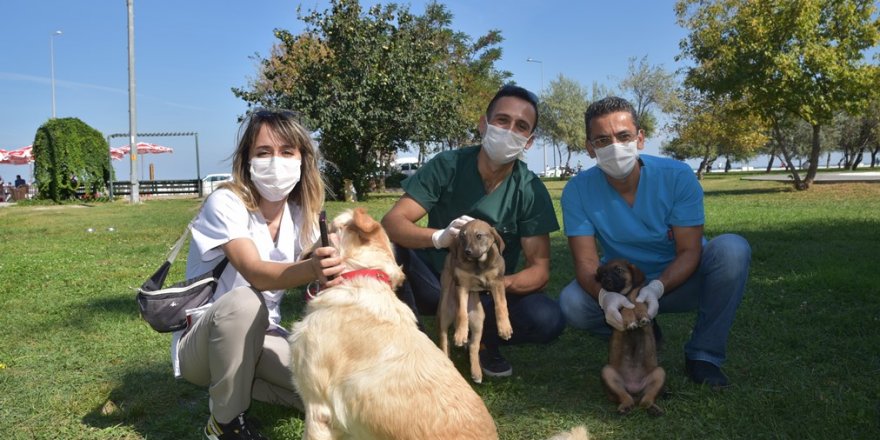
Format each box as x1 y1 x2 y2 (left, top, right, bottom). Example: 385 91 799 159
765 146 776 173
851 146 865 170
772 122 806 190
802 124 822 188
697 158 707 180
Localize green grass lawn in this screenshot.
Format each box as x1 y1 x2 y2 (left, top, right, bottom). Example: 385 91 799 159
1 175 879 439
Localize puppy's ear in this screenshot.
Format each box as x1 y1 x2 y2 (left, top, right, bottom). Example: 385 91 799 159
595 265 606 283
629 263 646 286
490 226 505 254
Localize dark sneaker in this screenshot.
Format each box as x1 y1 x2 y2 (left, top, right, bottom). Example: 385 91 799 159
685 358 730 390
205 413 267 440
479 345 513 378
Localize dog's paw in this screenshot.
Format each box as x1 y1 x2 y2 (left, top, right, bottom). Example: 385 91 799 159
616 403 634 416
453 329 469 347
625 320 640 331
637 317 651 328
497 324 513 340
646 403 665 417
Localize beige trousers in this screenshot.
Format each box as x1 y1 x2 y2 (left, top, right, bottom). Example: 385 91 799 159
178 286 302 423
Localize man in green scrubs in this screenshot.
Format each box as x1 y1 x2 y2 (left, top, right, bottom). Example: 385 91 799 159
381 85 565 378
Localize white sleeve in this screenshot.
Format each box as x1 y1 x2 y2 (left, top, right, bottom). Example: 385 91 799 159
190 190 251 262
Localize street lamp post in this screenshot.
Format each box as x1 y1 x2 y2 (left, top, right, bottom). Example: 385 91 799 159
526 57 545 175
50 30 62 118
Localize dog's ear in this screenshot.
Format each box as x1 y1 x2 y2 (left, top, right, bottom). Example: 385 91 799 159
628 263 646 287
352 208 380 235
490 226 505 254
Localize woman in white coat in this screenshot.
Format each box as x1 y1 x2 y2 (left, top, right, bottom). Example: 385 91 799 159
174 109 344 440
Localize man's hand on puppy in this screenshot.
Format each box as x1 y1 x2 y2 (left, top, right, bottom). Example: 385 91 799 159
431 215 474 249
309 245 345 287
636 280 664 319
599 289 635 331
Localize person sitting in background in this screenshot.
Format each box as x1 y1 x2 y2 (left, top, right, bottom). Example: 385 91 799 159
14 175 26 188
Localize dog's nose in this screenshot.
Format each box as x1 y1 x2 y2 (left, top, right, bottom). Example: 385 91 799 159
464 248 473 256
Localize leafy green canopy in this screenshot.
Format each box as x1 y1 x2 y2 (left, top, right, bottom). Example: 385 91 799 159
233 0 507 197
676 0 880 188
32 117 113 202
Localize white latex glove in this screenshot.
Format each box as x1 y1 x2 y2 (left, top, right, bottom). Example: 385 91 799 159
636 280 665 319
431 215 475 249
598 288 635 331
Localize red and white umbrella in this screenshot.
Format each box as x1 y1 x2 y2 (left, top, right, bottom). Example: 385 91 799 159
110 142 174 160
0 145 33 165
1 143 173 164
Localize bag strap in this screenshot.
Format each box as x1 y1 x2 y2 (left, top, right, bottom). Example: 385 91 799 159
165 223 193 265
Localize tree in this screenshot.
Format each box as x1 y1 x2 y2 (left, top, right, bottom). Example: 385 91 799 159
676 0 880 189
537 74 588 174
233 0 506 197
32 117 112 202
663 88 768 179
619 56 680 138
832 97 880 169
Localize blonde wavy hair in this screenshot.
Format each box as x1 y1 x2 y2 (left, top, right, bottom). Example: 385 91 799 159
218 109 326 249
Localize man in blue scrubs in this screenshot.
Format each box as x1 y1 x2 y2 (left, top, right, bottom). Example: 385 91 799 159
559 96 751 389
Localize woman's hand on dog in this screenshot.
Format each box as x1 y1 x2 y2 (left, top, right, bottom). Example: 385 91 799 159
309 244 345 287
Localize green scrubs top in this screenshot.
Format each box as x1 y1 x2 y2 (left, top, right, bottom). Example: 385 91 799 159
402 145 559 274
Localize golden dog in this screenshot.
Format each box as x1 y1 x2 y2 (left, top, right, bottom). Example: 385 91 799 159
438 218 511 384
596 259 665 416
289 208 497 439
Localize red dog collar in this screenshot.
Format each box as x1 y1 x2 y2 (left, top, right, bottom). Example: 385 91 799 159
305 269 392 302
340 269 392 286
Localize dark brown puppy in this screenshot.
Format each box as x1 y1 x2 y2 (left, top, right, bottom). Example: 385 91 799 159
596 259 666 416
439 219 510 383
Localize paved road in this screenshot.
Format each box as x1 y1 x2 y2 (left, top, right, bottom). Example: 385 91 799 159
741 171 880 183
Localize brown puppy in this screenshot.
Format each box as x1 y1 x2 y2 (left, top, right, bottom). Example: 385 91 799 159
438 218 511 383
596 258 666 416
291 209 498 439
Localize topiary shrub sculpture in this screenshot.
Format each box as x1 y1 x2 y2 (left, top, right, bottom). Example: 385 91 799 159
32 118 114 202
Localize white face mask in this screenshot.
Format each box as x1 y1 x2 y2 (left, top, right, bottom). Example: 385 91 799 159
595 140 639 179
482 124 530 164
249 156 302 201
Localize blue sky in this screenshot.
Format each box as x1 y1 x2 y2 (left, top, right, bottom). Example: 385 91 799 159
1 0 689 182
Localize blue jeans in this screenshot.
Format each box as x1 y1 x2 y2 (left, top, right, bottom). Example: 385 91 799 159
559 234 751 366
395 245 565 348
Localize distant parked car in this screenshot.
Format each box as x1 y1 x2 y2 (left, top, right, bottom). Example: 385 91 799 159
542 166 572 178
201 173 232 196
394 157 420 176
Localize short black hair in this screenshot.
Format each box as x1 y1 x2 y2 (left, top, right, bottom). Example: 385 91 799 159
486 84 540 133
584 96 640 140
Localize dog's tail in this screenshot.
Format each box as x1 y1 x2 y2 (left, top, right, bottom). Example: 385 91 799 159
546 425 590 440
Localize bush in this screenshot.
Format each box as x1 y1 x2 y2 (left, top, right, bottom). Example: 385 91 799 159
33 118 114 202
